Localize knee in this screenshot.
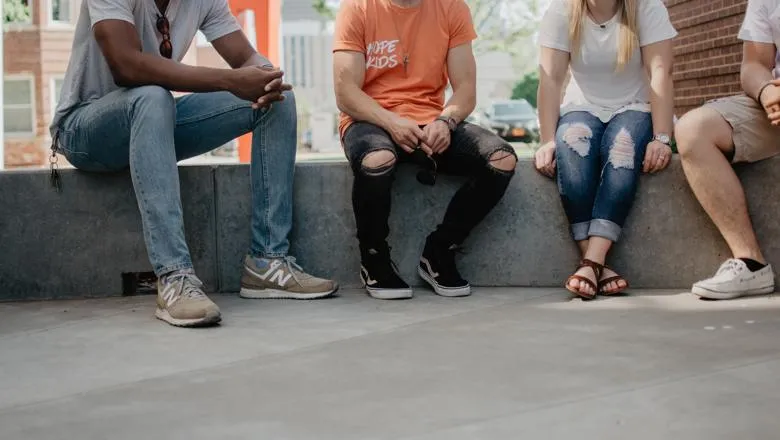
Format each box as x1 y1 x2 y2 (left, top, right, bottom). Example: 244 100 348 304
127 86 174 122
488 148 517 172
129 86 174 108
263 90 296 120
607 128 637 170
360 150 397 176
674 108 723 159
558 122 595 158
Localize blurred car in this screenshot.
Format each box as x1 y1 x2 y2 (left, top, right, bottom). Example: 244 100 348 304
464 112 493 131
483 99 540 143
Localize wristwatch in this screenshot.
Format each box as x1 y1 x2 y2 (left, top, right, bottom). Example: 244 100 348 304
653 133 672 146
435 116 458 132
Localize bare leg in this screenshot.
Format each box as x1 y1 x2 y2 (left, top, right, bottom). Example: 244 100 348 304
568 236 614 296
675 108 765 263
577 239 589 256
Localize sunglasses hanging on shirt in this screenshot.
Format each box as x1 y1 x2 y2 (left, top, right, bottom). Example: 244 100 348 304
157 14 173 58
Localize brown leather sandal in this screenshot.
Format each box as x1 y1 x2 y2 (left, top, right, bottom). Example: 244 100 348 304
565 259 603 300
599 266 629 295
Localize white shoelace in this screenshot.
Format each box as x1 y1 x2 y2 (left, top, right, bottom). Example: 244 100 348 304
162 272 206 301
716 259 744 278
280 256 305 285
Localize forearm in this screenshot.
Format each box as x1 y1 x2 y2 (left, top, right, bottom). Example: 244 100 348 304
441 83 476 123
336 84 396 130
241 52 274 68
116 53 233 93
742 61 774 101
537 78 562 144
648 68 675 136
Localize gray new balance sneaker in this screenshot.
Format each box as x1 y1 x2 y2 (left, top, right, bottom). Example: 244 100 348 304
240 256 338 299
156 271 221 327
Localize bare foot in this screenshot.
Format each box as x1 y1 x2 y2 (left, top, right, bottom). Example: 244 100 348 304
600 267 628 295
566 265 599 299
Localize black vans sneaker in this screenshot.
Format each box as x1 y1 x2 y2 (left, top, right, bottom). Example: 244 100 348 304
360 246 413 300
418 237 471 297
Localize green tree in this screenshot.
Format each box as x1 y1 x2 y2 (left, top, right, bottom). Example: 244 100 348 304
511 71 539 107
311 0 336 20
4 0 30 24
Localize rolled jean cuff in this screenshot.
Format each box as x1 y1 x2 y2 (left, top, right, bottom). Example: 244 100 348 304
570 221 591 241
588 219 622 242
156 261 194 277
249 250 288 259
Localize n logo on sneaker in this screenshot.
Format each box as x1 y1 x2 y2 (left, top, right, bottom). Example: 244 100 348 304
249 260 293 287
161 287 180 307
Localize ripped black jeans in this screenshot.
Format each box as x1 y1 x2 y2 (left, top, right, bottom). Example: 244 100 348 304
343 121 517 255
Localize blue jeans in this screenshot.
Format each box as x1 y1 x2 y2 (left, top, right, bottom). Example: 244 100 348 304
555 110 653 242
56 86 296 275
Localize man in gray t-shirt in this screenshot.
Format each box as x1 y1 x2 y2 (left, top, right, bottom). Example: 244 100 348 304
52 0 338 328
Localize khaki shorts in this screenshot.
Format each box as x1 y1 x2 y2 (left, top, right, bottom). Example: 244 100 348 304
704 94 780 163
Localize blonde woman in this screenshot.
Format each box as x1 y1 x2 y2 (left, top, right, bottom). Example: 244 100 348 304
534 0 677 299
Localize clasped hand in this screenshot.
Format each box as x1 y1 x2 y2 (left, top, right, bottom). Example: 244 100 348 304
228 65 293 109
385 116 452 156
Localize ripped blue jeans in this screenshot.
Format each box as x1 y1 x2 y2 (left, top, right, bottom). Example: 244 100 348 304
555 110 653 242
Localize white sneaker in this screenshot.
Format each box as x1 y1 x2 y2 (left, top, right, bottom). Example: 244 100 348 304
692 259 775 300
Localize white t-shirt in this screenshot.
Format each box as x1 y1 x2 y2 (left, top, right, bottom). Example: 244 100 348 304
738 0 780 78
537 0 677 122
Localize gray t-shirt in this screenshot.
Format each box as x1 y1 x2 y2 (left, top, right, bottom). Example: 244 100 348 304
50 0 241 135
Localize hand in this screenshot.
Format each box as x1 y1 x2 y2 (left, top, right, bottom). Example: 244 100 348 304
422 120 451 154
763 81 780 124
385 115 429 155
643 140 672 174
534 141 556 178
227 66 290 108
251 82 293 110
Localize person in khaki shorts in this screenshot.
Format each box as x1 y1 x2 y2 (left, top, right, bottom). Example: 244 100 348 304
674 0 780 300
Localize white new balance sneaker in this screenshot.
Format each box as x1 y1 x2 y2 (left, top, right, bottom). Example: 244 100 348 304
692 259 775 300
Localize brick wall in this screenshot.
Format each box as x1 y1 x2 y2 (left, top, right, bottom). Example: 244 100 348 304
666 0 748 116
3 0 76 168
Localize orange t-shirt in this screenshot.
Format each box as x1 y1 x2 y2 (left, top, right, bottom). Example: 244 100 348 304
333 0 477 137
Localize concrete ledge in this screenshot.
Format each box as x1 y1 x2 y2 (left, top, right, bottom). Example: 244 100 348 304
0 168 218 300
1 157 779 300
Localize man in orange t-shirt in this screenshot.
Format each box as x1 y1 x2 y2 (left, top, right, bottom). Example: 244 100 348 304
333 0 517 300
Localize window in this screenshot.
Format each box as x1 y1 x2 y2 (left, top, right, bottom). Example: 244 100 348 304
288 36 299 86
6 0 32 24
3 77 36 137
299 36 307 87
50 77 65 120
50 0 77 25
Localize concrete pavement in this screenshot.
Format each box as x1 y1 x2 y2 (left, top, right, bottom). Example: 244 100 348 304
1 288 779 439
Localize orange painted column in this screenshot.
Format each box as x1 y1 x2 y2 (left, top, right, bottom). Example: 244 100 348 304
229 0 282 163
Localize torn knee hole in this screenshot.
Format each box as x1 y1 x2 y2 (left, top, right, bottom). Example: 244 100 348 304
361 150 397 176
608 128 636 170
560 123 593 157
488 150 517 171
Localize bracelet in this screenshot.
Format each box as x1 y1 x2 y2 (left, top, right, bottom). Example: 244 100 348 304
435 116 458 132
757 81 773 105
